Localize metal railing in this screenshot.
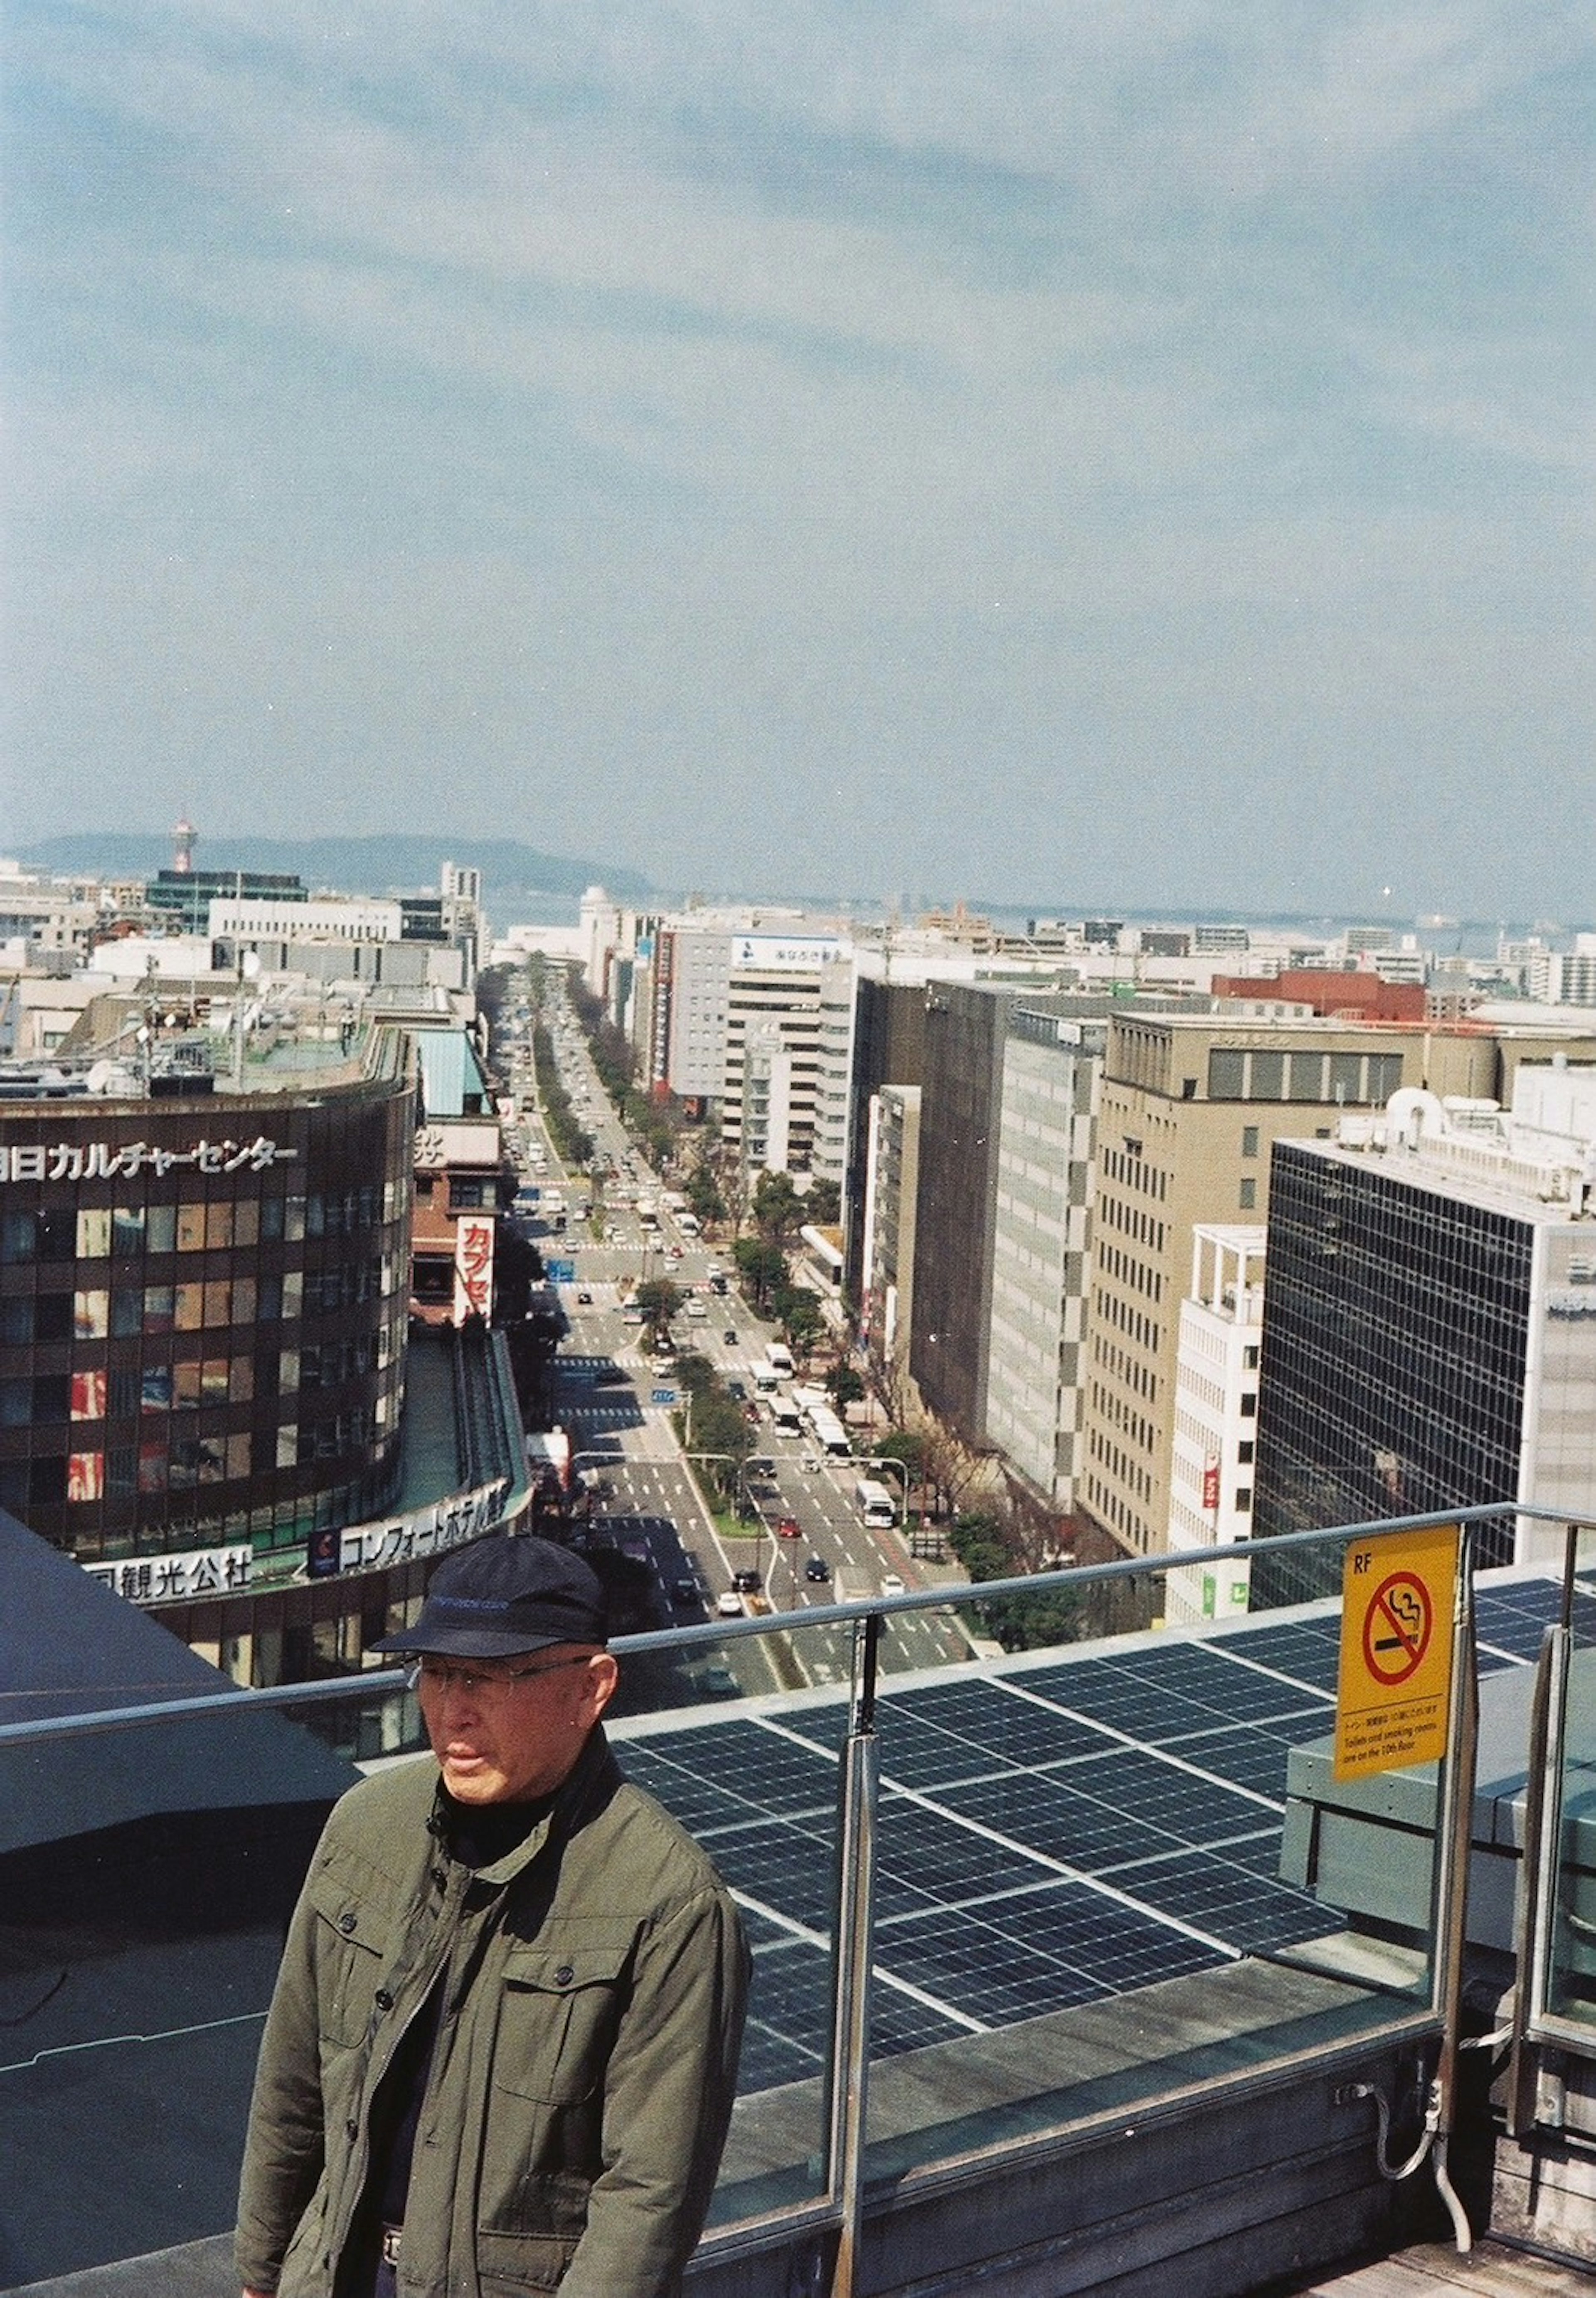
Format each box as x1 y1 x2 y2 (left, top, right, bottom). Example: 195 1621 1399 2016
5 1502 1594 2298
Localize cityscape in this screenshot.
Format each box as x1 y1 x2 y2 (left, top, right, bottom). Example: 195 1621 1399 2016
5 5 1593 2294
1 836 1593 2295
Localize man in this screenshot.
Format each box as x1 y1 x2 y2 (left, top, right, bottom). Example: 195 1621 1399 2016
237 1534 749 2298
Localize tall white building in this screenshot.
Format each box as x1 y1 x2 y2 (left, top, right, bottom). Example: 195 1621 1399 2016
984 1012 1101 1510
720 933 843 1178
861 1084 921 1363
1166 1226 1266 1626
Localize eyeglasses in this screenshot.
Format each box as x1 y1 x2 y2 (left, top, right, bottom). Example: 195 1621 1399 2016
406 1655 595 1697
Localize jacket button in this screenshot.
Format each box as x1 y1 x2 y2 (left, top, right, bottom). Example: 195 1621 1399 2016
374 1988 394 2011
338 1912 357 1935
554 1963 574 1987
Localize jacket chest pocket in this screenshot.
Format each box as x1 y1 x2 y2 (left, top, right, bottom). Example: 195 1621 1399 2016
493 1936 633 2105
308 1869 390 2049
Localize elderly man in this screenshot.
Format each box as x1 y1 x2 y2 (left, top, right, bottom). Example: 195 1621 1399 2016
237 1533 749 2298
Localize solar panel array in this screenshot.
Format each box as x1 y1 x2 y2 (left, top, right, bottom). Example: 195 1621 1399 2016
616 1574 1585 2096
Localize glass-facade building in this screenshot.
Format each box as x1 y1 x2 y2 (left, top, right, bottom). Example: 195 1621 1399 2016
1253 1140 1528 1600
0 1041 415 1569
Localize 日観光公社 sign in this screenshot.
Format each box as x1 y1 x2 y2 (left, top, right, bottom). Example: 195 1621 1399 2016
83 1543 254 1606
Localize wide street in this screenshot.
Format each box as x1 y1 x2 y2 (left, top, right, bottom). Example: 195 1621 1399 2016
495 979 973 1701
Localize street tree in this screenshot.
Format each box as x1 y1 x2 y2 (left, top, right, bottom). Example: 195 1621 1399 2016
805 1178 841 1224
633 1277 682 1343
685 1161 726 1226
752 1169 804 1244
732 1236 786 1310
774 1286 826 1369
827 1362 865 1411
948 1510 1082 1653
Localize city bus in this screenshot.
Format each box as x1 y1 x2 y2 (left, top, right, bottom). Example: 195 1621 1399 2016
853 1477 897 1530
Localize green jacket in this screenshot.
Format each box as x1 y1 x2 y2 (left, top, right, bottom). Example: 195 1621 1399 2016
236 1730 749 2298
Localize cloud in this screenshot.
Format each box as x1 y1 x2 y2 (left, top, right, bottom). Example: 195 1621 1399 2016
5 2 1591 914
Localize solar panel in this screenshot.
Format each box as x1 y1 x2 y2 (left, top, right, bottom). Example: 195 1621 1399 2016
876 1882 1221 2025
1162 1719 1325 1802
1106 1848 1329 1953
933 1767 1184 1875
607 1575 1562 2101
1218 1620 1341 1692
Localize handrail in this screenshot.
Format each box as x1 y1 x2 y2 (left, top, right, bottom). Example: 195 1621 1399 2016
4 1500 1589 1748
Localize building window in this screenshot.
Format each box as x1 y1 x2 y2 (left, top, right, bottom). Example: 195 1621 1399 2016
1239 1179 1257 1211
1237 1441 1254 1464
1241 1126 1259 1158
1243 1345 1259 1369
1240 1391 1257 1417
1234 1487 1252 1512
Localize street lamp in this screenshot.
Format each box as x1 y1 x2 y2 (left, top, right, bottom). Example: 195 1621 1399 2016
681 1449 775 1603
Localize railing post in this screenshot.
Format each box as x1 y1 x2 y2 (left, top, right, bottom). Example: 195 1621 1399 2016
1506 1521 1580 2133
827 1611 881 2298
1429 1521 1481 2250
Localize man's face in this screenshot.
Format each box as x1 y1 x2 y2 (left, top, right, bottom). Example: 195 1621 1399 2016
416 1644 618 1804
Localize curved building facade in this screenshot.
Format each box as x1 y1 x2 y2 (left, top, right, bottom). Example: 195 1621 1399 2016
0 1044 415 1573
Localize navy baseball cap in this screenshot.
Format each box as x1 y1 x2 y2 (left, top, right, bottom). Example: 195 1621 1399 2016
371 1534 608 1659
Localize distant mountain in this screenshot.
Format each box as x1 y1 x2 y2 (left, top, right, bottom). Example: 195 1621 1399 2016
17 834 660 907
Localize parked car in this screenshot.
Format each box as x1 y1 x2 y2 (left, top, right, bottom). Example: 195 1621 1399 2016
805 1555 831 1584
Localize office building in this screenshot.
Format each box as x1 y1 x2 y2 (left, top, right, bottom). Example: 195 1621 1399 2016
1252 1069 1596 1601
1165 1224 1266 1625
1079 1012 1493 1558
0 1034 414 1587
719 932 843 1178
860 1083 920 1366
983 1008 1101 1510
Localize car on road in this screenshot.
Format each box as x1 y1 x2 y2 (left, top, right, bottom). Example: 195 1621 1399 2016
881 1572 906 1596
722 1329 738 1346
726 1379 746 1401
732 1568 763 1594
576 1288 593 1305
671 1575 702 1608
804 1555 831 1583
776 1515 801 1540
715 1589 745 1618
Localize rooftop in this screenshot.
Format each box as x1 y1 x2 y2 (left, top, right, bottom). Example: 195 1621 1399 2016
2 1511 1592 2296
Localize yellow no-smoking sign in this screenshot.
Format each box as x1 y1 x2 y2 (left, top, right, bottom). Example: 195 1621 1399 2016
1335 1525 1460 1780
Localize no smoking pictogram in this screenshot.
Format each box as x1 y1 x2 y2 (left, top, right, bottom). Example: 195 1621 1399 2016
1337 1526 1458 1780
1361 1571 1433 1687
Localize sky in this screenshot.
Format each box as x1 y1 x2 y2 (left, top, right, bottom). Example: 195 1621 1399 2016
3 3 1592 920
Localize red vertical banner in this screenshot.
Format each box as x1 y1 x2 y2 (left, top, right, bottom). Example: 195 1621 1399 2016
453 1215 496 1325
1202 1456 1221 1513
